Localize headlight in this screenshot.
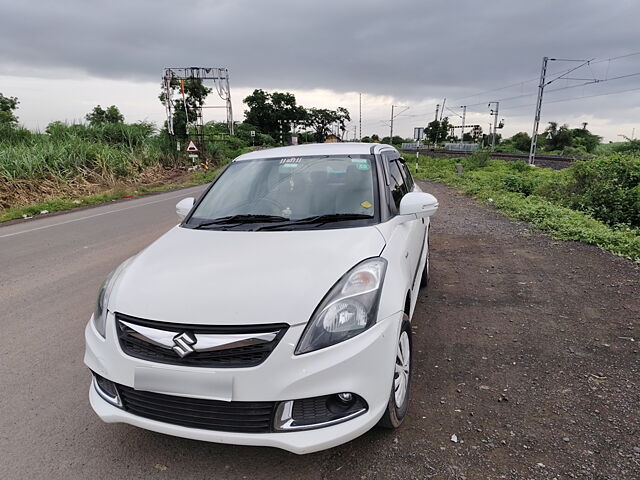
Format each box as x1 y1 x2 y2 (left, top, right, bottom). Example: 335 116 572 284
296 257 387 354
92 257 134 338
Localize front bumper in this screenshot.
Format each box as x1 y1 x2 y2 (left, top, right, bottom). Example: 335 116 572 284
84 311 404 454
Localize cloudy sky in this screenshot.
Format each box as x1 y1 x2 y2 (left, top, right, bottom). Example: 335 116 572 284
1 0 639 141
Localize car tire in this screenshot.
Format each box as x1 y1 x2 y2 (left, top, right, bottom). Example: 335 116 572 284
419 230 430 288
378 315 412 429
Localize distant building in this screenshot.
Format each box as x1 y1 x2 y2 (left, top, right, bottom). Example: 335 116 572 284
324 134 340 143
445 143 479 152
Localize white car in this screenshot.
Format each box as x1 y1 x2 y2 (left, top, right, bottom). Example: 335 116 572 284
85 142 438 454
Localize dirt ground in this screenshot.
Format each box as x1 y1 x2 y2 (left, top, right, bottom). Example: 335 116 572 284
319 181 639 479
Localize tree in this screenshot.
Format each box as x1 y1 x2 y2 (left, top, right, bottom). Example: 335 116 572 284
159 78 212 138
85 105 124 126
543 122 572 151
570 125 600 153
380 135 405 145
243 89 306 140
509 132 532 151
0 93 19 125
424 118 452 144
305 107 351 142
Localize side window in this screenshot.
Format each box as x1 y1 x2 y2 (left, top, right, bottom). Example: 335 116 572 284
399 161 415 192
387 160 407 211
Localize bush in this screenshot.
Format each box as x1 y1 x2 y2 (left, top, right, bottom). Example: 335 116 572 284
502 174 536 195
406 153 640 261
561 154 640 228
464 150 490 170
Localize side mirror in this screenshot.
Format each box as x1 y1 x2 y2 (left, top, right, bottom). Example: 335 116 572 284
176 197 195 220
399 192 438 218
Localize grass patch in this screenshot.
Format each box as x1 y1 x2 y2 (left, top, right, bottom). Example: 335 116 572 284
406 153 640 262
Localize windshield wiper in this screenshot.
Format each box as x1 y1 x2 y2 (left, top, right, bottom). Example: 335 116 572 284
192 214 289 229
257 213 373 230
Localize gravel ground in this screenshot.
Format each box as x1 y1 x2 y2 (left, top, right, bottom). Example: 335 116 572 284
326 181 639 479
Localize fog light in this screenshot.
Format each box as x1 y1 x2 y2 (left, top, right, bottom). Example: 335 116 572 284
92 372 122 407
337 392 353 402
274 393 367 431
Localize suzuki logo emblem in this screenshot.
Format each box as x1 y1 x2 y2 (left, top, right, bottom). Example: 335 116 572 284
172 332 197 357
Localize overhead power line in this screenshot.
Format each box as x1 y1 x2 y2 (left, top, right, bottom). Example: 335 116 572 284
449 50 640 104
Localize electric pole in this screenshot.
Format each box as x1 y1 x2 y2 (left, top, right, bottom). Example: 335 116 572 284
359 93 362 141
390 105 394 139
435 104 440 121
489 101 500 151
389 105 409 141
528 56 548 165
460 106 467 143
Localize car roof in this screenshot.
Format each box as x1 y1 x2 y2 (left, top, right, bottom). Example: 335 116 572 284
234 142 396 161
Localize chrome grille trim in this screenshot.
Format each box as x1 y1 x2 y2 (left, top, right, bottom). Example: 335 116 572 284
115 313 288 368
118 320 279 352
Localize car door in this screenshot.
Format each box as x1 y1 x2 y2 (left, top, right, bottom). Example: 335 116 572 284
391 156 426 293
381 153 425 315
398 159 428 294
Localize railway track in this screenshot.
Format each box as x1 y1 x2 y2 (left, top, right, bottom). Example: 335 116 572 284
401 148 577 170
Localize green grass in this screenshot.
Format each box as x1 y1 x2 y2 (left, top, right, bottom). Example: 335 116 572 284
0 122 169 182
406 154 640 262
0 120 242 222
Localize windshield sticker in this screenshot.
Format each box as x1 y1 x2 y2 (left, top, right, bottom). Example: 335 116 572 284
357 163 370 170
280 157 302 165
280 163 298 168
351 158 368 163
361 201 373 208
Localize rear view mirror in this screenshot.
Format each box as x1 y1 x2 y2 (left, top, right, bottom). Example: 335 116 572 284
399 192 438 218
176 197 195 220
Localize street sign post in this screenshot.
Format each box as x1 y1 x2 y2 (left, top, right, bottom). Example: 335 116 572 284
186 140 199 153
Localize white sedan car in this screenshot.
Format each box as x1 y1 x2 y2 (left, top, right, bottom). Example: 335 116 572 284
85 142 438 454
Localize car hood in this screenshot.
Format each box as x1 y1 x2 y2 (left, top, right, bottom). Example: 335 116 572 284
111 225 386 326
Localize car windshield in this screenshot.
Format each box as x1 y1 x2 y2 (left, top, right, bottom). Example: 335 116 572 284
187 154 376 229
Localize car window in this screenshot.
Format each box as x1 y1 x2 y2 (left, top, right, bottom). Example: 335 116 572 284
188 155 377 225
387 160 407 211
399 161 415 192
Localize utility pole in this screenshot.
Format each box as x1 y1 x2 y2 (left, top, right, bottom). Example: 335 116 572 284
390 105 395 139
528 56 549 165
434 104 440 121
389 105 409 142
460 106 467 143
359 93 362 141
489 101 500 151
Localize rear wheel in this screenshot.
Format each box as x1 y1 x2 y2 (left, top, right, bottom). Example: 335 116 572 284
378 316 412 429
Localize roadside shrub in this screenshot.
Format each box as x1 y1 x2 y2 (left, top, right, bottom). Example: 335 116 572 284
502 174 536 195
406 153 640 261
464 150 490 170
561 154 640 228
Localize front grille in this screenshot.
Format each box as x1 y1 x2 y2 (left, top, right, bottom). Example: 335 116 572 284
117 384 276 433
115 313 288 368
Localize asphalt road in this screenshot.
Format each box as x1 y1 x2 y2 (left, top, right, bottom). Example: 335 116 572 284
0 186 207 479
1 183 638 479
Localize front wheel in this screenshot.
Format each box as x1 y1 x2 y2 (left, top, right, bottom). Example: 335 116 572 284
378 316 412 429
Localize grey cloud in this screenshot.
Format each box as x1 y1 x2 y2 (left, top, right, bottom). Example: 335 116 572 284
1 0 639 124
